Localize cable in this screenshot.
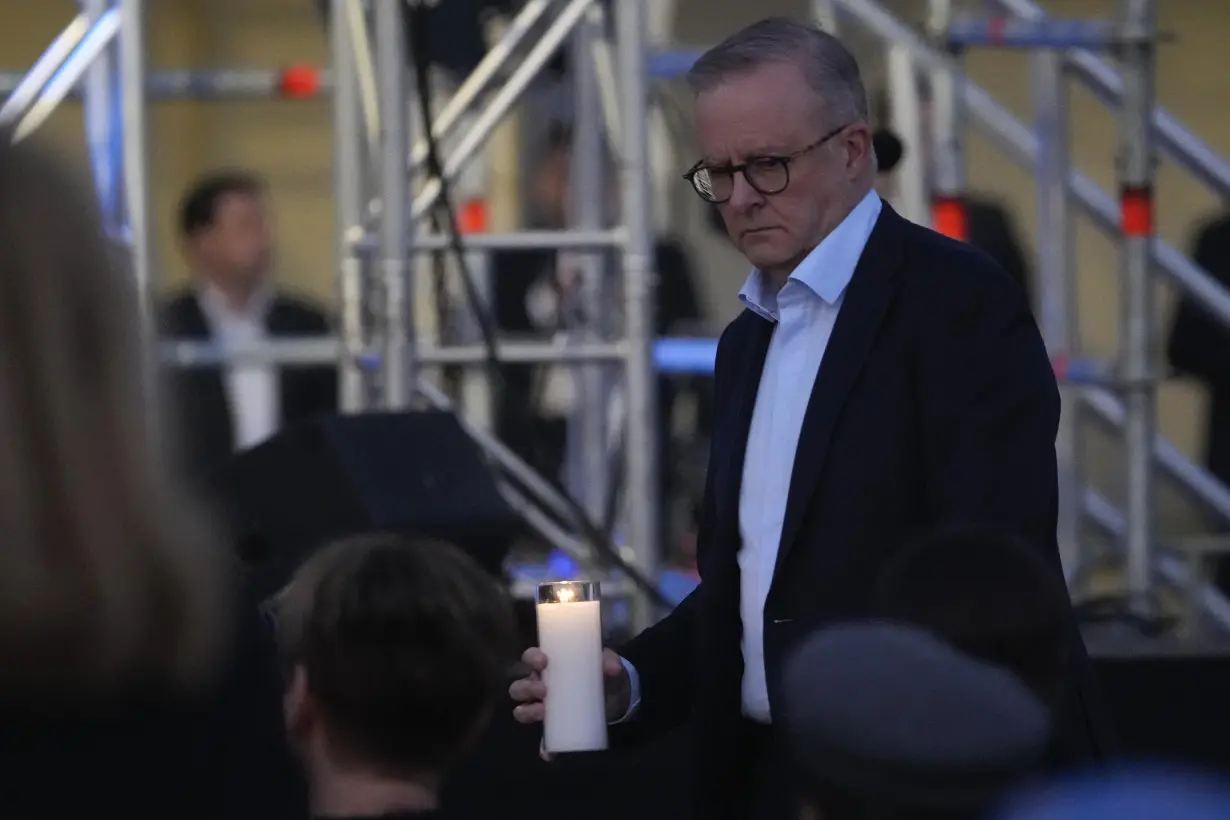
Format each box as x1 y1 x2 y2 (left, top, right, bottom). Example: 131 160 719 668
405 1 670 610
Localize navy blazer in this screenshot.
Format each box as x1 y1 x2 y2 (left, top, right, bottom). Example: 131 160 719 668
617 203 1110 817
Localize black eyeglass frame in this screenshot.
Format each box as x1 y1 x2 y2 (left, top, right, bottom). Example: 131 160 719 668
682 123 851 204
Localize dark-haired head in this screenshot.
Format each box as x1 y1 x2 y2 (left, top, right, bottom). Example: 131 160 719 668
872 525 1071 707
178 169 272 296
276 533 518 782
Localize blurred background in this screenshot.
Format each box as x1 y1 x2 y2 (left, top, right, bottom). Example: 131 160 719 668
5 0 1228 532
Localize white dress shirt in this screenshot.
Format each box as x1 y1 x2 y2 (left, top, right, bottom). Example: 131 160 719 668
197 284 279 450
618 190 882 724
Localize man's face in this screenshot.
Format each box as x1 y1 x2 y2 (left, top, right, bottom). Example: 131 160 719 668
693 62 868 273
192 191 272 288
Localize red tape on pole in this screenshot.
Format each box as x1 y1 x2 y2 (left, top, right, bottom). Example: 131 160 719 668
279 65 321 98
932 197 968 242
1120 186 1153 237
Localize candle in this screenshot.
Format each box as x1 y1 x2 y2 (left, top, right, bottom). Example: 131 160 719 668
536 580 608 753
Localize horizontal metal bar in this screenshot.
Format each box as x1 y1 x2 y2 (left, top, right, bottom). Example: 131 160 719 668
945 18 1140 49
0 67 331 101
157 336 727 371
159 338 629 367
353 228 626 254
0 43 701 102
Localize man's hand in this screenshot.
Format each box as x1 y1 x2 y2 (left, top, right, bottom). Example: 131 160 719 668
510 645 631 727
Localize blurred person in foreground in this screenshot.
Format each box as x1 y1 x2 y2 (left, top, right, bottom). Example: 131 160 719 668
0 130 230 813
872 526 1114 770
161 170 337 478
275 532 518 819
510 16 1106 818
996 765 1230 820
782 622 1052 820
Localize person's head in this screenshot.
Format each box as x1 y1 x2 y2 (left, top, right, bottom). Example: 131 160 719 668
872 526 1072 709
0 131 227 697
684 17 876 281
179 170 273 295
276 532 517 812
782 622 1051 820
872 127 905 199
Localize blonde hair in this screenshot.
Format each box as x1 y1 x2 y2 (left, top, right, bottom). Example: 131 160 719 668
0 133 227 696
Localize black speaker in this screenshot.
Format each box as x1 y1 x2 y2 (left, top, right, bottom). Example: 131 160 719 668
208 411 520 601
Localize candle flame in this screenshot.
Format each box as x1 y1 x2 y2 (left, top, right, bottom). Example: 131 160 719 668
557 586 576 603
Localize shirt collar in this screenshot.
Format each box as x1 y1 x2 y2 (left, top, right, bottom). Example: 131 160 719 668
197 279 273 328
738 189 883 322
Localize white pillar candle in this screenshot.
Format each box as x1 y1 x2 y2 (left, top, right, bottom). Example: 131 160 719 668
536 580 608 753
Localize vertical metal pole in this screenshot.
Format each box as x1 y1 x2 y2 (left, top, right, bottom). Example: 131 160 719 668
331 0 367 413
928 0 967 241
82 0 121 235
566 6 610 521
117 0 152 336
615 0 658 631
885 45 928 225
376 0 412 409
1117 0 1157 609
1032 51 1082 582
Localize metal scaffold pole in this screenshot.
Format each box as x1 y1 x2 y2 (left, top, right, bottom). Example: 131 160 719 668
1117 0 1158 611
117 0 152 338
1030 50 1083 581
374 0 412 410
330 0 369 413
566 5 613 522
927 0 967 242
615 0 659 630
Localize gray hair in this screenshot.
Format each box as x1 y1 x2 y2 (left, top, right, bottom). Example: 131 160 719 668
686 17 869 125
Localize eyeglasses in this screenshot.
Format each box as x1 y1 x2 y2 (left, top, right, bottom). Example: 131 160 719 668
682 124 850 205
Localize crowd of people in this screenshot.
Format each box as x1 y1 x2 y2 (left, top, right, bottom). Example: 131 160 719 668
7 10 1230 820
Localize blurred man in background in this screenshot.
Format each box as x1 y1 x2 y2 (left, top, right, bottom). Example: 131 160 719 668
1167 214 1230 593
492 124 707 522
276 533 518 820
161 171 337 477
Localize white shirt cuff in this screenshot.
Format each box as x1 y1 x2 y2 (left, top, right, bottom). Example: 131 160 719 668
611 657 642 724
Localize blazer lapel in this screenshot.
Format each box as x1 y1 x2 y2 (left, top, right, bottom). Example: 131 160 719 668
772 206 906 577
715 313 774 550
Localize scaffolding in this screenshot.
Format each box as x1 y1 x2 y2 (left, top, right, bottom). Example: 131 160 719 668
842 0 1230 629
1 0 673 628
15 0 1230 633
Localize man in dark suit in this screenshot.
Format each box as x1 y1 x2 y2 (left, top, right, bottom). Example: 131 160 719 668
160 171 336 477
510 17 1107 818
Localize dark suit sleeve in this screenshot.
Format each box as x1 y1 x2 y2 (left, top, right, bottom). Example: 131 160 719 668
614 323 735 742
917 261 1060 553
1167 220 1230 380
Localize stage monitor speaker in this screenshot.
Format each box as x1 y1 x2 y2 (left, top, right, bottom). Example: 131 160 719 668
208 411 521 601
